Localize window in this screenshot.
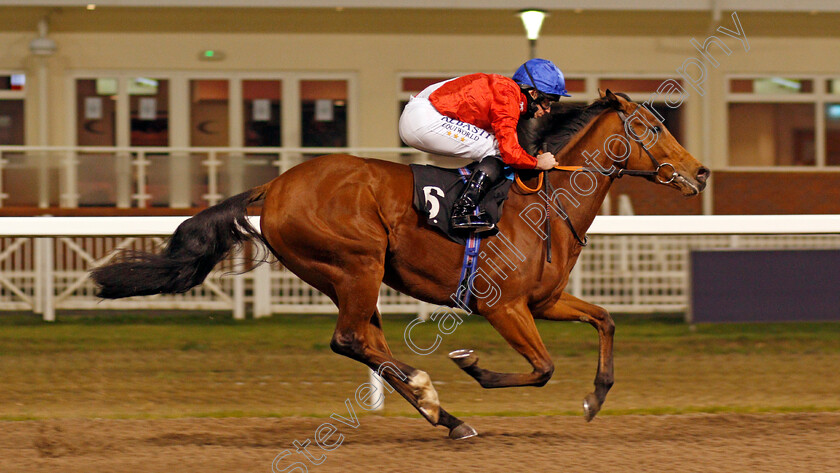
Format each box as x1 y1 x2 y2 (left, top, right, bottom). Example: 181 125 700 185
243 80 281 147
0 74 28 205
300 80 347 147
563 78 586 94
0 73 25 146
190 79 229 147
728 103 816 166
130 78 169 147
598 78 670 94
401 77 448 94
726 76 840 167
730 78 814 94
0 100 23 145
76 78 117 146
826 103 840 166
234 80 283 194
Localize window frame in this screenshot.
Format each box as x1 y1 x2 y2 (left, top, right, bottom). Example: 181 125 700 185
725 73 840 169
67 70 358 149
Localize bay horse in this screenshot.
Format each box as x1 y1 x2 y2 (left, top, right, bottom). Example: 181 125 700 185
91 90 709 439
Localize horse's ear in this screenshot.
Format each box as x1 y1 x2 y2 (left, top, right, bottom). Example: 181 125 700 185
597 88 606 99
603 89 626 110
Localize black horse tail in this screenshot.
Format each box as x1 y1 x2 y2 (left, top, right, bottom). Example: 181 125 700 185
91 184 271 299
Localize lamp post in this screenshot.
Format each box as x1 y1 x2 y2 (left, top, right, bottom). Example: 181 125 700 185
518 9 547 59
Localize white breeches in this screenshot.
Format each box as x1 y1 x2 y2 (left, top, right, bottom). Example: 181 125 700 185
399 81 500 161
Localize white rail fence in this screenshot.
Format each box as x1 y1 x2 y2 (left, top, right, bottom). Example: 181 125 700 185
1 215 840 322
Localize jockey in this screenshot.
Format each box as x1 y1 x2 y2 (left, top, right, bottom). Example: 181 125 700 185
399 58 571 232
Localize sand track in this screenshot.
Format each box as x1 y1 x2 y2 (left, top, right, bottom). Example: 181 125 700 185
3 412 839 472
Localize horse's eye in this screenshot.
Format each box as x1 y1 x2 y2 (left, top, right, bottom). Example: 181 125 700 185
652 126 662 134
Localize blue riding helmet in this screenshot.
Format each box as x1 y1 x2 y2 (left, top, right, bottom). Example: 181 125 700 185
513 58 571 98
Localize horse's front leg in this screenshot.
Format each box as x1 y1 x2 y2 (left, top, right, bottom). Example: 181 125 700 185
449 300 555 388
532 292 615 421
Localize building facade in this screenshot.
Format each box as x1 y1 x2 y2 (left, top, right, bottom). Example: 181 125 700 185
1 1 840 215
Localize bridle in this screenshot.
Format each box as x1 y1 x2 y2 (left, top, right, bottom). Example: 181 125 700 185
519 107 681 255
612 109 678 185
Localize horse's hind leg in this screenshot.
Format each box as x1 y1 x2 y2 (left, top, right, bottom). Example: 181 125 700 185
330 270 476 439
363 307 477 439
532 292 615 421
450 301 556 388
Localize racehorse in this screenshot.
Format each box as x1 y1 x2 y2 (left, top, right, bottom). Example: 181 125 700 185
91 90 709 439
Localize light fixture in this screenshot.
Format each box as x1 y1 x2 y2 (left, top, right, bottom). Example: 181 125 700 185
519 9 546 40
518 9 547 59
29 17 57 56
769 77 802 91
827 104 840 120
199 49 225 61
86 4 96 10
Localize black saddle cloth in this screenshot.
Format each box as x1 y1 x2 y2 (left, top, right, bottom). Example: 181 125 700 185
410 162 513 245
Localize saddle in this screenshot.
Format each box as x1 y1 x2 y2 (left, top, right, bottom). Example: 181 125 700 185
410 162 513 245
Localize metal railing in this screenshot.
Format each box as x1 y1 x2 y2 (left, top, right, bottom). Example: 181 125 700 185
1 216 839 321
0 146 434 209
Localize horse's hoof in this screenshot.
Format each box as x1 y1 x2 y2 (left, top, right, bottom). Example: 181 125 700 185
449 422 478 440
583 393 601 422
449 349 479 369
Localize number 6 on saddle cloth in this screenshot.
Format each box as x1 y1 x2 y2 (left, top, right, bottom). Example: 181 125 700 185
410 162 514 307
410 162 513 245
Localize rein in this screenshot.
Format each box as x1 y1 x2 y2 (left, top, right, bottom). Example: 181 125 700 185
515 166 585 194
515 108 679 253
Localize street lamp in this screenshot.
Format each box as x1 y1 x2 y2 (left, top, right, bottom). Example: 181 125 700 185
518 9 547 59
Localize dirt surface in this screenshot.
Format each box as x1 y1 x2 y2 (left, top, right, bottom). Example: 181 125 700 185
3 412 839 473
3 317 839 471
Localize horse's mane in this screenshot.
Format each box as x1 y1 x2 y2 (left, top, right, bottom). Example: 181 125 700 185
517 92 632 156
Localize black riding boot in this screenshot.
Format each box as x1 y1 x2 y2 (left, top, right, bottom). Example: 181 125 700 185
451 158 503 232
